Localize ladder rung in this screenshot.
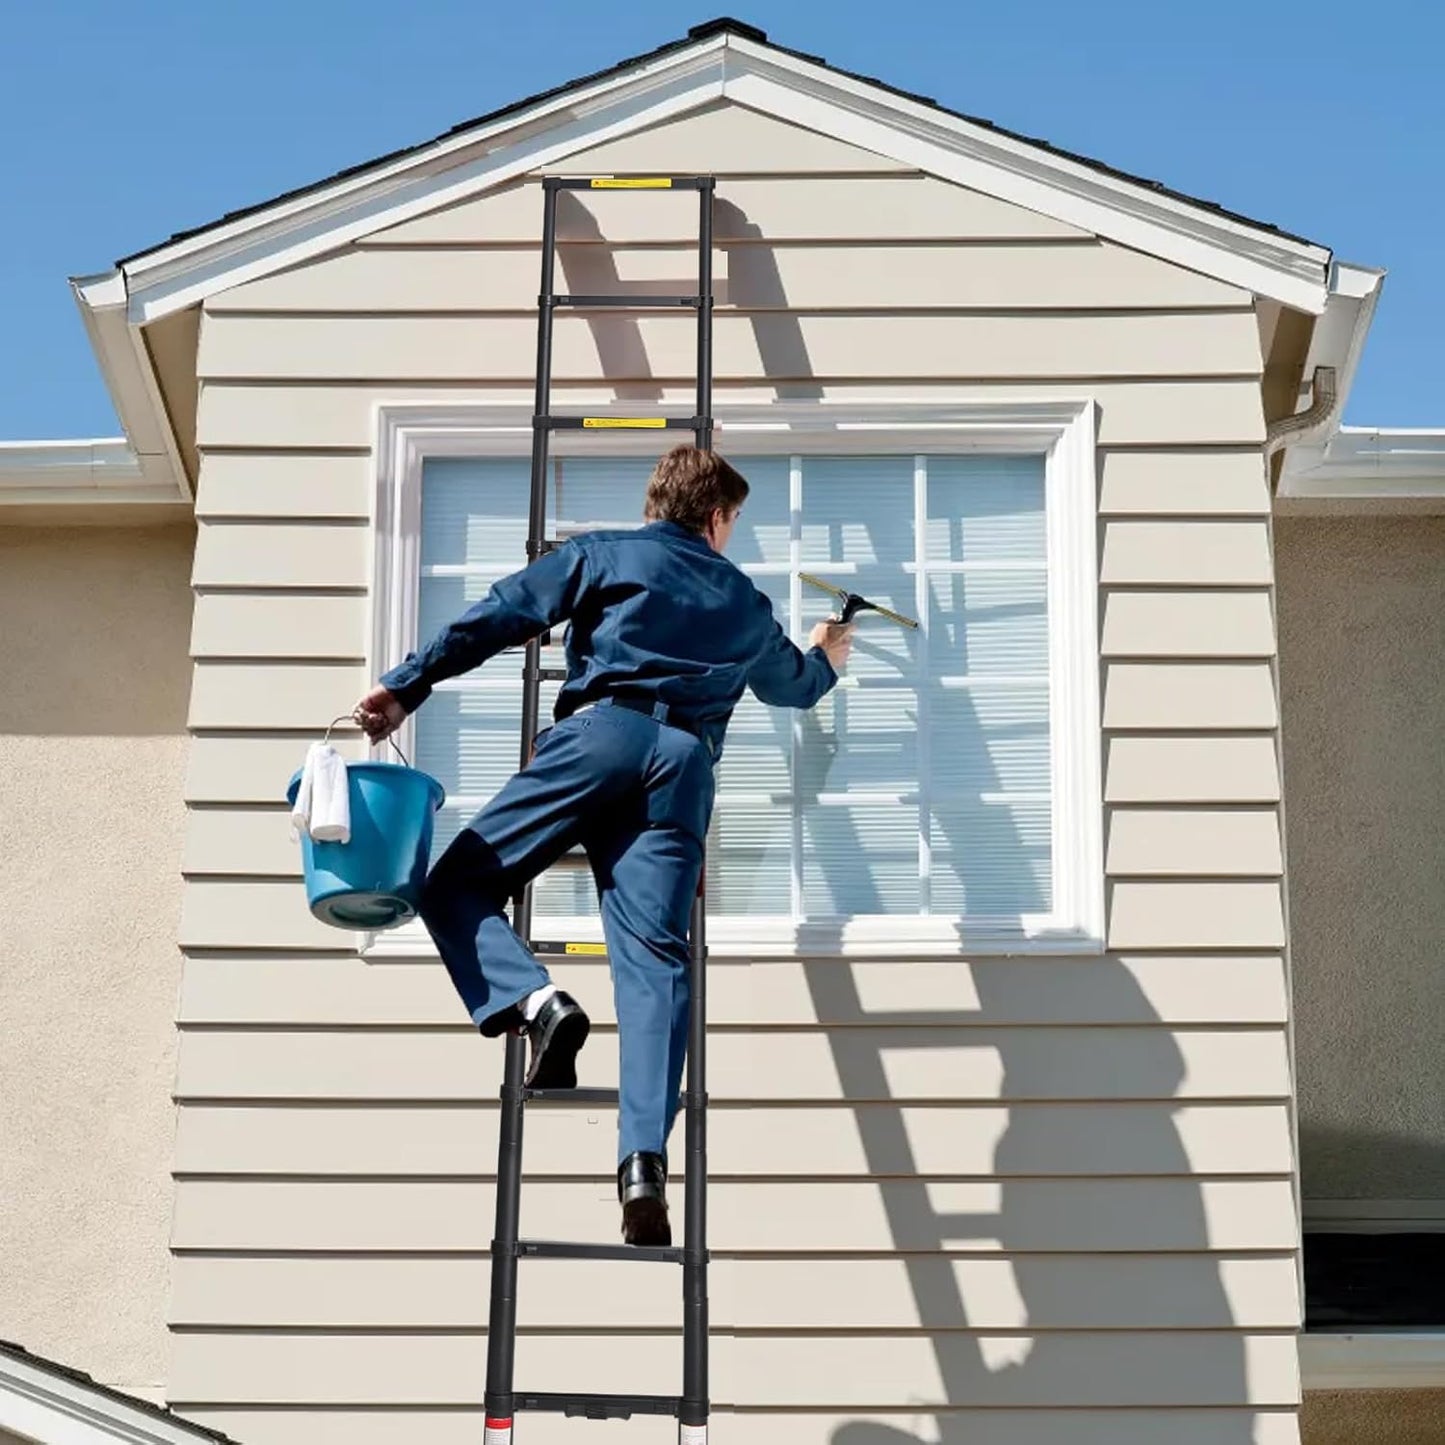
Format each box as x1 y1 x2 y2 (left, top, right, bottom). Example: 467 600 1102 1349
549 175 710 191
523 1086 619 1104
551 293 701 309
517 1391 682 1419
537 415 705 432
530 939 607 957
535 667 569 682
517 1238 683 1264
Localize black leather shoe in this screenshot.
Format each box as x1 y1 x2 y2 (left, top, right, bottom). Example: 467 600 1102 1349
618 1151 670 1247
523 991 590 1090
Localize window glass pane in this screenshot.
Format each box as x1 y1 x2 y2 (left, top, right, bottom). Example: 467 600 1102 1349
716 691 791 799
552 456 651 533
925 455 1045 562
800 456 914 565
927 683 1052 796
803 804 919 916
797 689 918 797
421 457 529 567
706 804 792 914
722 456 791 567
930 798 1052 915
927 571 1049 677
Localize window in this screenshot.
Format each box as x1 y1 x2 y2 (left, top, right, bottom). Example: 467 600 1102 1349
372 403 1102 955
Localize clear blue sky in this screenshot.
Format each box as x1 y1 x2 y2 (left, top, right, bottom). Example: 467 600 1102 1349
3 0 1439 439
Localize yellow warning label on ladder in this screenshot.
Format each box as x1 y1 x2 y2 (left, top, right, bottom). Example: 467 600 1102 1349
563 942 608 955
590 177 672 189
582 417 667 429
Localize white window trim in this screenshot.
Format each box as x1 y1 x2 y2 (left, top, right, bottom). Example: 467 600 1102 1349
1300 1333 1445 1391
366 398 1103 959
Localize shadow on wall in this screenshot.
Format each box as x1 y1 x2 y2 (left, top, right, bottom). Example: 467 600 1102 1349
552 189 1256 1436
0 526 194 735
803 955 1257 1444
1300 1121 1445 1206
553 193 819 403
782 492 1252 1441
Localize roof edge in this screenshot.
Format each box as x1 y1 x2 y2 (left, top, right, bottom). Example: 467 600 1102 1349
0 1340 236 1443
106 20 1331 324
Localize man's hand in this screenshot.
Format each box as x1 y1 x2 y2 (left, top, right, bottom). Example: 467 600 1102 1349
353 685 406 743
809 621 855 674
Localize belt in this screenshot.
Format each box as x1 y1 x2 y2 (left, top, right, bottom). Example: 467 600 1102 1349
575 693 704 741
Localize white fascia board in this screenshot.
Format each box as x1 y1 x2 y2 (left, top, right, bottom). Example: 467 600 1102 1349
1273 263 1410 507
116 38 728 325
719 36 1330 313
0 1351 220 1444
1278 427 1445 504
0 438 179 507
1301 1333 1445 1391
110 30 1327 325
69 270 191 502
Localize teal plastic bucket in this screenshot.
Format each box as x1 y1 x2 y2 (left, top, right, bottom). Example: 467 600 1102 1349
286 761 446 930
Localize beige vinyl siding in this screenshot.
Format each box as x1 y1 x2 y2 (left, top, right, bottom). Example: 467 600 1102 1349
176 1413 1305 1445
197 378 1266 447
170 100 1294 1439
210 241 1247 314
194 447 1272 522
168 1331 1299 1408
170 1254 1300 1329
171 1175 1298 1252
173 1027 1290 1101
196 311 1261 381
176 954 1291 1026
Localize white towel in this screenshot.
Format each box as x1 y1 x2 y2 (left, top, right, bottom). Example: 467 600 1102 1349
290 742 351 844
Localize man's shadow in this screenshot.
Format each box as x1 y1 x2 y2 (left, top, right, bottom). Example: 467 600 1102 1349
547 185 1259 1436
724 509 1255 1439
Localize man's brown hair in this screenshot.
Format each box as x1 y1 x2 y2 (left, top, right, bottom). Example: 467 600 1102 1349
642 445 749 534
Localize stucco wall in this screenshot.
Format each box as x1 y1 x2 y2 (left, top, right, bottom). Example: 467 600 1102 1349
0 524 194 1396
1277 515 1445 1202
1302 1390 1445 1444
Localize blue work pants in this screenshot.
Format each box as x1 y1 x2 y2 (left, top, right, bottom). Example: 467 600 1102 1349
418 702 713 1164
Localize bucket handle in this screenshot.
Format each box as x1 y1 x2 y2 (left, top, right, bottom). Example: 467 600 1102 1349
325 713 411 768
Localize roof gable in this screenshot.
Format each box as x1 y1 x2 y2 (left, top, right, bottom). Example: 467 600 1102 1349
84 18 1331 326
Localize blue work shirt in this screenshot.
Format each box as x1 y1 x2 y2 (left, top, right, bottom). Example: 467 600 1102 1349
381 519 837 758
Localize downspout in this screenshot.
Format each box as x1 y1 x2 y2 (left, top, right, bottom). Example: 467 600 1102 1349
1266 364 1339 459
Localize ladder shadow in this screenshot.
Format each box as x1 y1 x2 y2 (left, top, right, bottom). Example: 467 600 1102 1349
552 191 821 405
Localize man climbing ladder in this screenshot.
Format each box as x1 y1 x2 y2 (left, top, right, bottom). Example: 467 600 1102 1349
353 173 851 1440
353 445 852 1237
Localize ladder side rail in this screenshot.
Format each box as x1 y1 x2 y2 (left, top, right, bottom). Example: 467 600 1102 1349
680 175 716 1438
484 174 562 1437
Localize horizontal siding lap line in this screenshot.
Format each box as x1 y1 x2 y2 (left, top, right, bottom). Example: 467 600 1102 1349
198 372 1270 387
194 443 1264 455
356 240 1123 253
353 237 1107 252
185 658 365 669
206 305 1259 320
192 514 372 525
195 375 1266 388
167 1094 1293 1106
167 935 1294 956
163 1326 1301 1338
171 1020 1293 1034
168 1246 1303 1259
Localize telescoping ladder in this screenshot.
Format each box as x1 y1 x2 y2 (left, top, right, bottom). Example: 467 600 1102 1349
483 173 717 1445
